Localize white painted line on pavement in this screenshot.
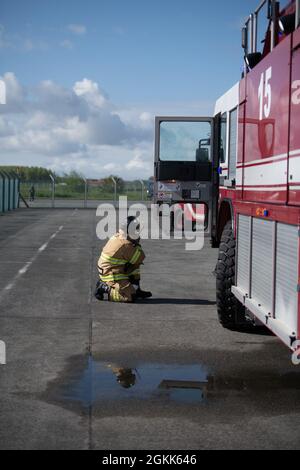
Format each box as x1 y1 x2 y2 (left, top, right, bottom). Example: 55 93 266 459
38 244 48 252
0 225 64 301
4 283 14 291
18 262 32 275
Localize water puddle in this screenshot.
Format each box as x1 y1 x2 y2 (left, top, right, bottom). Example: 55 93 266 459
59 357 210 408
43 354 300 417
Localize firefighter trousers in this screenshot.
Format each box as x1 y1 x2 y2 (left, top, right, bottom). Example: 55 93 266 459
107 279 137 303
102 267 140 303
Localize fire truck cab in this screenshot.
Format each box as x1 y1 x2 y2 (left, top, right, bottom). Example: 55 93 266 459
154 0 300 361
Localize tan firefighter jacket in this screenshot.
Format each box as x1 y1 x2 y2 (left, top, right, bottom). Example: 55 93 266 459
98 231 145 284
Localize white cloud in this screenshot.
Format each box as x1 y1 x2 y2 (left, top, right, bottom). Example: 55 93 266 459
0 25 48 52
0 72 25 112
126 151 151 171
103 162 119 171
139 111 152 123
0 116 14 136
60 39 73 49
16 37 48 52
0 73 153 179
0 73 214 179
73 78 108 109
67 24 87 35
73 78 102 97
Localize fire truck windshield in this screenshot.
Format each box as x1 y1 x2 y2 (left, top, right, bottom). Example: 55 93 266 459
159 120 211 162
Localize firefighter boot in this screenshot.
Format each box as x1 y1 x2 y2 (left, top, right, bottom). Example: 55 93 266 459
135 287 152 299
94 280 111 301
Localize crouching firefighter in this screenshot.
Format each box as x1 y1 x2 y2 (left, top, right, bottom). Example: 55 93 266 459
95 216 152 302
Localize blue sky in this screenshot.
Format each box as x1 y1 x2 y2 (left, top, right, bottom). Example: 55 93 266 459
0 0 262 178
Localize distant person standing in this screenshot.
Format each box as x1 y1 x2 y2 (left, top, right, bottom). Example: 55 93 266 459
29 185 35 202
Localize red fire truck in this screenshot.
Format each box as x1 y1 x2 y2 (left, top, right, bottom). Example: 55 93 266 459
154 0 300 361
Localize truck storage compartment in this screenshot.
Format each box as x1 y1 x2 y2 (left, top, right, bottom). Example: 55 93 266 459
232 214 299 348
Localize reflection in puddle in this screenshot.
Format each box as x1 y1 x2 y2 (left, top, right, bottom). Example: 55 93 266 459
50 355 300 413
60 357 210 407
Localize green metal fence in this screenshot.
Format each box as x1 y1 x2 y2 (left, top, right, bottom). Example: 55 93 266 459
0 171 20 213
18 179 150 208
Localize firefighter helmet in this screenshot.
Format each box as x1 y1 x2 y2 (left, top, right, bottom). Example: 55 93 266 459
121 216 141 242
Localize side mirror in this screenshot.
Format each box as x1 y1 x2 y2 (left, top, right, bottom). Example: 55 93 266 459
196 148 209 162
242 27 248 50
245 52 262 70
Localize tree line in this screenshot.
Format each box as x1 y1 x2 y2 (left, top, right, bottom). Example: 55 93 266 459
0 166 56 182
0 166 148 193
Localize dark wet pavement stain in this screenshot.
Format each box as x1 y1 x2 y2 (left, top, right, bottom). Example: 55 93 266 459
60 357 210 408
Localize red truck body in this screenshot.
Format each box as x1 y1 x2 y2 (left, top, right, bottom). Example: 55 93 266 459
154 0 300 360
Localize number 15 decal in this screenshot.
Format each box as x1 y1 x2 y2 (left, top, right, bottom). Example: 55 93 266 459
258 66 272 120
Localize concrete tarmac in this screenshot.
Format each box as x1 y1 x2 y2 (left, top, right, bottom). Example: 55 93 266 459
0 208 299 450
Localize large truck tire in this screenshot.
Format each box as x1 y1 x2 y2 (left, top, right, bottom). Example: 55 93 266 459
215 220 267 332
